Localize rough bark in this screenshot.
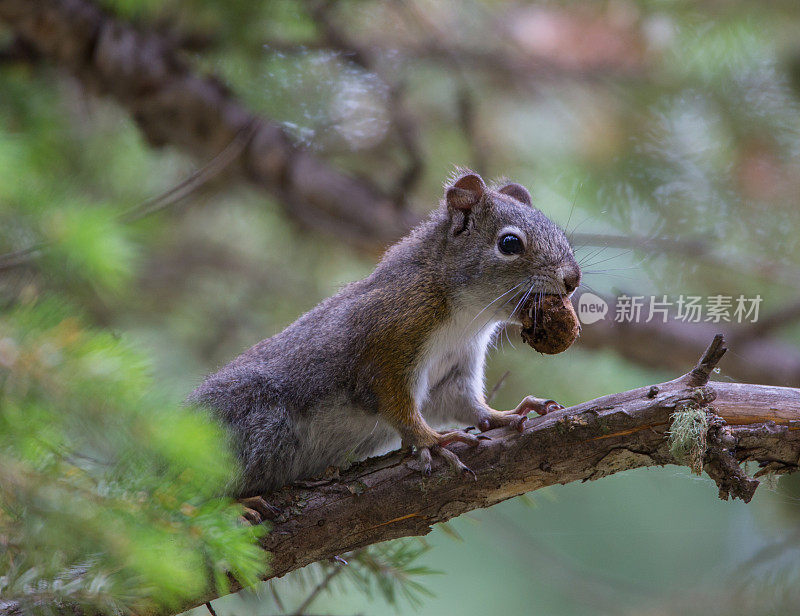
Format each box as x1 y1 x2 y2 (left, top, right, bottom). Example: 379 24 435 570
0 0 419 251
251 337 800 588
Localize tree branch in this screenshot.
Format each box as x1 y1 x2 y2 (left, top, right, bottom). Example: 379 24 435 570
2 335 800 616
167 334 799 615
0 0 419 251
249 337 800 585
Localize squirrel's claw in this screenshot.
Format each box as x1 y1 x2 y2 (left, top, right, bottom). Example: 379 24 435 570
416 446 433 475
478 396 565 433
238 496 279 525
412 429 483 479
240 507 261 525
519 396 564 415
431 445 477 480
477 411 526 433
436 429 483 447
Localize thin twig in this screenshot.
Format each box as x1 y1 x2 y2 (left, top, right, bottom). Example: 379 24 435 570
268 582 286 612
291 563 346 616
685 333 728 387
456 84 487 175
486 370 511 404
387 80 424 208
0 243 48 272
120 120 256 223
571 232 708 257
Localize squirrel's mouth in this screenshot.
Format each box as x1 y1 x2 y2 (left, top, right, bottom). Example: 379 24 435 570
509 287 543 321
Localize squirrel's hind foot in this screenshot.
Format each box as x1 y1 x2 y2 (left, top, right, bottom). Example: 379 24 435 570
413 430 483 479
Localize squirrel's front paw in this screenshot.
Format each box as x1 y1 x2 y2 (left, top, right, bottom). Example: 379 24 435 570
414 430 484 479
478 396 565 433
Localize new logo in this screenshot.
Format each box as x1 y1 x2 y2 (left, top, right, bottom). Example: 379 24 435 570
577 292 608 325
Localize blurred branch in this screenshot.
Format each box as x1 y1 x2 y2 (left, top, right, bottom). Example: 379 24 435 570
0 122 256 272
576 305 800 386
268 582 286 612
572 232 800 289
119 120 257 223
395 0 645 84
0 0 419 252
394 0 494 175
736 298 800 342
489 509 651 611
572 232 709 257
0 35 38 64
3 336 800 616
0 243 46 271
456 83 488 175
303 0 424 207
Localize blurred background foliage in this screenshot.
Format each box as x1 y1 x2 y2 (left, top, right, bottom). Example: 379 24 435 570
2 0 800 614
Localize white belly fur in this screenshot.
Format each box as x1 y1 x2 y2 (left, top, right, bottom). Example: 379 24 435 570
412 308 501 417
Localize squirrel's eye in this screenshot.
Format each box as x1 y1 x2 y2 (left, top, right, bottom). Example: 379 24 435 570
498 233 524 255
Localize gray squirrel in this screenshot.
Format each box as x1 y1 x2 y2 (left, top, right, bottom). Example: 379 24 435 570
188 170 581 496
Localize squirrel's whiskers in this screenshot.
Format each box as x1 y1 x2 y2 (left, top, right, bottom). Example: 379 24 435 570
189 170 580 493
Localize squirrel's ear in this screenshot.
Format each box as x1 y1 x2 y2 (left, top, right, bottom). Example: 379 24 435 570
446 173 486 212
498 183 532 206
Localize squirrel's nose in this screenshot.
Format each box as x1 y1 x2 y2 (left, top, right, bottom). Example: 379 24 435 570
563 271 581 294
